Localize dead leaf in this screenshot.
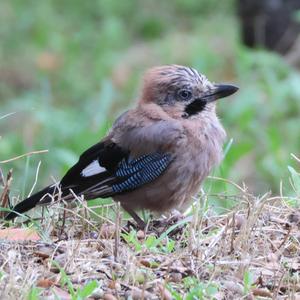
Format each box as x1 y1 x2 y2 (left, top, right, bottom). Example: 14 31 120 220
251 288 272 298
37 278 56 288
36 52 61 71
33 245 55 259
139 258 159 268
0 228 40 241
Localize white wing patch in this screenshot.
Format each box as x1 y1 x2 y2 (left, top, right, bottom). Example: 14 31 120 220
81 160 106 177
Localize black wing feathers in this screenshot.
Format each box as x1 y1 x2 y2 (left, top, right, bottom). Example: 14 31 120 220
5 185 57 220
5 140 173 220
61 140 172 198
58 141 129 199
60 141 128 187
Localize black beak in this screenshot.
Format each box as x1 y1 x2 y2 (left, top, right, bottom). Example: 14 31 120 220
202 84 238 102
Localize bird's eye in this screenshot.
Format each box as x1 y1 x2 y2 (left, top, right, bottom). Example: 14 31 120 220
178 89 192 101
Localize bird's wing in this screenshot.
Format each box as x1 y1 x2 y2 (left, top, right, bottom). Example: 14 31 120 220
57 138 173 201
58 112 183 201
5 117 178 220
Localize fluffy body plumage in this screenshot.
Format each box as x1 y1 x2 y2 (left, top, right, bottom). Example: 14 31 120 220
5 65 238 225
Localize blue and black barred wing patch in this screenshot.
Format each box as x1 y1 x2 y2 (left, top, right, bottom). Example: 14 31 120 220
112 153 172 193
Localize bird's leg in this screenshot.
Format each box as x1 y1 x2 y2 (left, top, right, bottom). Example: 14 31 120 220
121 204 146 229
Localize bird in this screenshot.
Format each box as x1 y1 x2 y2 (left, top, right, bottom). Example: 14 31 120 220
5 65 238 227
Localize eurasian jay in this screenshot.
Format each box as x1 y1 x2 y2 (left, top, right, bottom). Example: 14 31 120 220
5 65 238 227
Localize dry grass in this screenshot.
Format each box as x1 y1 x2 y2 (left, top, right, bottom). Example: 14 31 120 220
1 181 300 300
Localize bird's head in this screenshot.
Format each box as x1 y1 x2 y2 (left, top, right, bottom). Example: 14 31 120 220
141 65 238 119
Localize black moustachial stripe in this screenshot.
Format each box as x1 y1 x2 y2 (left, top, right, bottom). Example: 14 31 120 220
184 98 207 117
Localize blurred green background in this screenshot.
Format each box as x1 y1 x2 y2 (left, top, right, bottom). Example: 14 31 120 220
1 0 300 209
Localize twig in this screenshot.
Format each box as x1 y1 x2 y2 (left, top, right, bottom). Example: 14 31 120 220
0 112 17 121
114 202 121 262
277 225 292 250
273 271 285 299
68 189 115 225
59 204 67 239
230 212 235 254
28 161 41 197
291 153 300 163
0 150 48 164
0 169 13 218
207 175 248 193
0 167 5 187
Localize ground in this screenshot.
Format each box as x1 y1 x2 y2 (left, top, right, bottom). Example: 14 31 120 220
1 183 300 299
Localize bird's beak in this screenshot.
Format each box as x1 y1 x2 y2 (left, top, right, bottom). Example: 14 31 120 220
202 84 239 103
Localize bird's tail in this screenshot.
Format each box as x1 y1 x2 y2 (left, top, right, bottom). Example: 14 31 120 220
4 185 58 220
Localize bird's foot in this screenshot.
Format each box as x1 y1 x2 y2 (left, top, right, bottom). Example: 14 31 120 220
147 211 190 237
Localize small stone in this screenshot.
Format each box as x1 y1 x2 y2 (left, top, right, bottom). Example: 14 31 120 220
288 212 300 224
126 287 152 300
158 283 173 300
90 287 104 299
103 294 117 300
107 280 121 290
137 230 145 240
100 224 115 239
235 214 246 230
169 272 182 283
